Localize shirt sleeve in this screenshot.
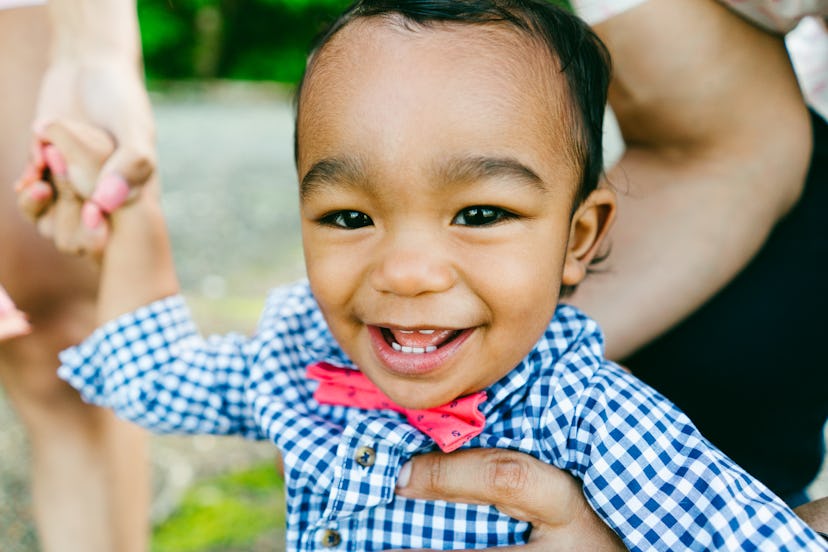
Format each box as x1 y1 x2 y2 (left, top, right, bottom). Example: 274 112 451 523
58 295 262 439
565 362 828 551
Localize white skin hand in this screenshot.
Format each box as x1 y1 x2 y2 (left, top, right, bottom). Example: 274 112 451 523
19 119 117 258
14 46 155 255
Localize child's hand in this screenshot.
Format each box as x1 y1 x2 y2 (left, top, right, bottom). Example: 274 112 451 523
15 119 121 257
0 285 30 341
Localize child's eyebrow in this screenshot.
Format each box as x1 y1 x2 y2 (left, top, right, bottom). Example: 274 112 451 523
438 156 546 191
300 154 547 199
301 156 365 200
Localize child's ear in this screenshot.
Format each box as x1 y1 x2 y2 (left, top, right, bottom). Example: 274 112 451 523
562 187 616 287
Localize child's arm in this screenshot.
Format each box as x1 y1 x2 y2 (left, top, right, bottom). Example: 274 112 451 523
566 364 827 550
38 119 179 322
97 176 179 322
40 121 261 439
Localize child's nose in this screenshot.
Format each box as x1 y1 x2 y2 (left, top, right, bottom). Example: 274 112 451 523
370 232 456 297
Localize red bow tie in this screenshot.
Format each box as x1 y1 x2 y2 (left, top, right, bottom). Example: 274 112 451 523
307 362 486 453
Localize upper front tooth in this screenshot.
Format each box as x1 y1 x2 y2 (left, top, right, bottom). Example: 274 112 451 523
418 329 435 334
399 330 415 334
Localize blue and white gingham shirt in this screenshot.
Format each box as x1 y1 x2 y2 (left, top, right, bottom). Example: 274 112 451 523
59 281 827 551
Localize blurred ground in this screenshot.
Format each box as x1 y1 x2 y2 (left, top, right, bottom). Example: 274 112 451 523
0 83 826 550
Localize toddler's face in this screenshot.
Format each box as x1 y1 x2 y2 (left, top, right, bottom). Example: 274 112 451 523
297 20 609 409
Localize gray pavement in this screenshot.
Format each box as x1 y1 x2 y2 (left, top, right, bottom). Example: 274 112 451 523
0 83 826 550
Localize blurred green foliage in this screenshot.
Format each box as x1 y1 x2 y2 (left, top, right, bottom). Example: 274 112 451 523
138 0 351 83
138 0 572 84
151 462 285 551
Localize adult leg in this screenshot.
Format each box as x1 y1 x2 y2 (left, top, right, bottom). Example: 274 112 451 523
0 7 150 551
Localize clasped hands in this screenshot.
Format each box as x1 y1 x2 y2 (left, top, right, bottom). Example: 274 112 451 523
0 119 129 341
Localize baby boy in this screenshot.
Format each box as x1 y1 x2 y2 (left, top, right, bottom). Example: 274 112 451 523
36 0 827 550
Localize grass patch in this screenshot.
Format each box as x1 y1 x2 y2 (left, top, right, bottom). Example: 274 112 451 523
152 463 285 552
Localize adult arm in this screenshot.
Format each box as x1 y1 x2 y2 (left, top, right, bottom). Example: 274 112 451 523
16 0 155 254
569 0 811 359
797 496 828 534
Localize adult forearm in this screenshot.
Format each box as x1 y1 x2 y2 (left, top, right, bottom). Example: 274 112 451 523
795 496 828 535
568 0 812 360
47 0 141 61
570 143 804 359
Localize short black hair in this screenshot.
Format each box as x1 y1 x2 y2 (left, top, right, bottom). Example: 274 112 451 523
294 0 611 206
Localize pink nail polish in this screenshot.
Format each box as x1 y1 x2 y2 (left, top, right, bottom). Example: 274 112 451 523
92 175 130 213
0 285 16 315
43 145 67 177
28 182 53 202
82 202 104 229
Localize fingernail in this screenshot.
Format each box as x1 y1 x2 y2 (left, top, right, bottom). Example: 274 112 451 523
43 145 67 176
0 285 16 315
92 174 130 213
396 461 412 489
28 182 53 202
82 202 104 229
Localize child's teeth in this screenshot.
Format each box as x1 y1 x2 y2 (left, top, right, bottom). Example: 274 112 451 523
390 340 437 354
418 330 435 334
399 330 415 334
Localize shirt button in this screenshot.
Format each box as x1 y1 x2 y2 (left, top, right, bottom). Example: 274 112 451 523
355 445 376 467
319 528 342 548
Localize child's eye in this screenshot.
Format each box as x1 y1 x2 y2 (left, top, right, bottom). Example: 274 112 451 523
319 210 373 229
452 206 515 226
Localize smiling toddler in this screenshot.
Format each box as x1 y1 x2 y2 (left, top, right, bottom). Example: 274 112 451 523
47 0 828 550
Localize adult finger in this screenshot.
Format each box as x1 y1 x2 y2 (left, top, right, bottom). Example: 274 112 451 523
396 448 582 525
43 144 86 254
14 140 54 220
0 311 32 341
39 120 113 250
42 142 107 254
16 177 55 221
38 119 113 198
83 144 153 229
0 286 30 340
395 449 625 551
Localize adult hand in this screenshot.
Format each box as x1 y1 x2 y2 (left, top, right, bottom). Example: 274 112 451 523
393 448 625 551
14 23 154 255
17 119 118 257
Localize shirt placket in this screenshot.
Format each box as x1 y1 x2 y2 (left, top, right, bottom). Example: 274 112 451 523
298 416 426 551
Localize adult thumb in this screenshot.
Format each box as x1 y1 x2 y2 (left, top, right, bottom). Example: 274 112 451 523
84 144 156 227
97 143 155 199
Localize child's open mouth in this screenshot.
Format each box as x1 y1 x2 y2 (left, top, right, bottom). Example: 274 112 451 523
368 325 475 376
380 327 462 354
